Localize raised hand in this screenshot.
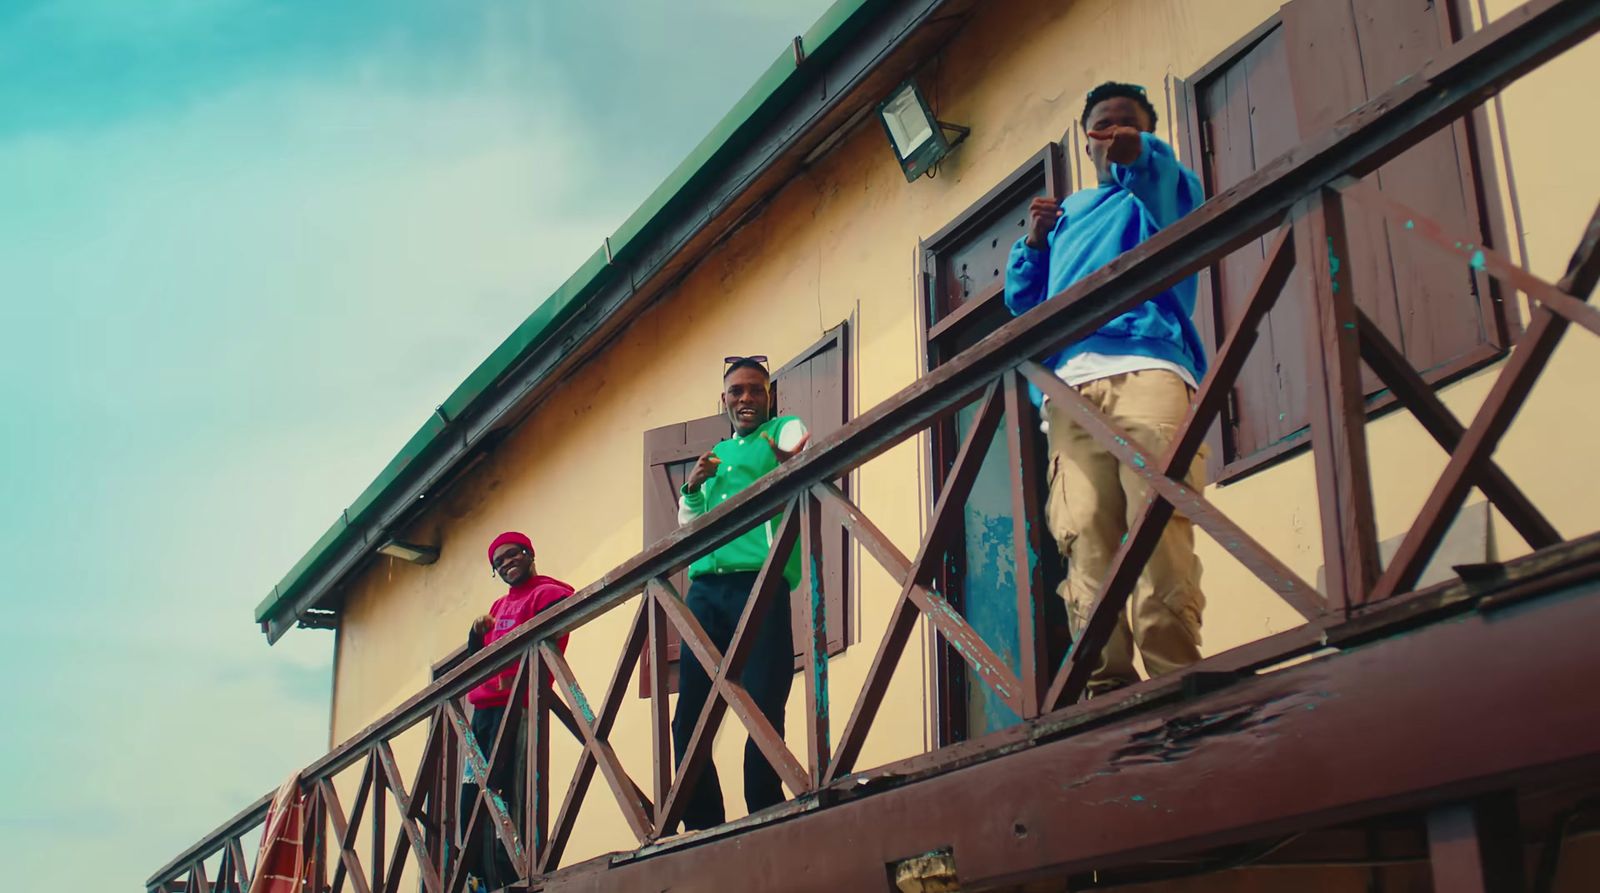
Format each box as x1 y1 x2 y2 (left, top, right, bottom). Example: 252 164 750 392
761 431 810 464
685 451 722 491
1026 196 1062 249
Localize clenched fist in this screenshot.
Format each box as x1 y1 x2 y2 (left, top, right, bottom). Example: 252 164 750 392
1026 196 1062 249
1087 125 1143 168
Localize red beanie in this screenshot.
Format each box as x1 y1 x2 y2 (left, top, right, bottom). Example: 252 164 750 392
487 531 534 565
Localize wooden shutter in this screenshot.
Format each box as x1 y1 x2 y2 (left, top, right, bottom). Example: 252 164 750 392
639 414 729 697
1189 21 1318 466
772 322 851 654
1183 0 1509 474
923 144 1066 352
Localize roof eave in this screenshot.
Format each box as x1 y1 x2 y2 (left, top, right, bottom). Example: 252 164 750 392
257 0 972 640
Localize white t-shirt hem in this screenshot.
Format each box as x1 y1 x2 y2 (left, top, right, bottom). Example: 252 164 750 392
1056 352 1197 390
1040 353 1197 433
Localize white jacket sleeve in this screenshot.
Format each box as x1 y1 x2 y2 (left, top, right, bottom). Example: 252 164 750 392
677 481 706 527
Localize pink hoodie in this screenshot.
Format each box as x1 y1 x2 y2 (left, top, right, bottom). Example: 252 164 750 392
466 574 574 708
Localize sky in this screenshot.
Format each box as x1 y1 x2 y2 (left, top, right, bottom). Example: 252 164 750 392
0 1 837 885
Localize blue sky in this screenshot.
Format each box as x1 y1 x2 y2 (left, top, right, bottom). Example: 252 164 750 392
0 1 835 885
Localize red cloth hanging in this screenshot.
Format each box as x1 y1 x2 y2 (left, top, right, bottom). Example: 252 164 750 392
248 772 309 893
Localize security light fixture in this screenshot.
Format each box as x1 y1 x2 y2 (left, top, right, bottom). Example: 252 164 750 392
378 538 440 565
877 80 970 182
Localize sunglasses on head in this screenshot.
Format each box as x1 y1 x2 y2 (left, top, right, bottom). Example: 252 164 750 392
723 355 769 371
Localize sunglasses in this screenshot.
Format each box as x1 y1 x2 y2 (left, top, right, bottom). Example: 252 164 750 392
723 354 769 371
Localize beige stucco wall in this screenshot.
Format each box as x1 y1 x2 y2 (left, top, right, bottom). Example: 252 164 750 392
320 0 1600 874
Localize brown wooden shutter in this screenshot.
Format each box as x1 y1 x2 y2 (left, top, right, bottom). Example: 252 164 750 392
638 415 729 697
1193 22 1318 464
1182 0 1508 473
1284 0 1496 377
772 322 851 654
923 144 1066 352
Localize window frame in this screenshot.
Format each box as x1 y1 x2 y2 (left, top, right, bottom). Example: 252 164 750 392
918 144 1071 747
922 143 1067 357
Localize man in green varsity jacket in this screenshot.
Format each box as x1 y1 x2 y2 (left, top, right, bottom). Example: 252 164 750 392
672 356 809 831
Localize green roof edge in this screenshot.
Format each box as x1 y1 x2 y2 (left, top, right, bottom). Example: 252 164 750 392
255 0 884 626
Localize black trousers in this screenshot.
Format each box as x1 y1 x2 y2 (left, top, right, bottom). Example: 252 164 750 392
670 571 795 831
458 704 521 887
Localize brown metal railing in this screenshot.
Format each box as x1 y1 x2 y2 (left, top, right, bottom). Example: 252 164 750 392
147 0 1600 889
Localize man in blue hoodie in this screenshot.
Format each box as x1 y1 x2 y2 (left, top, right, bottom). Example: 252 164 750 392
1004 82 1208 695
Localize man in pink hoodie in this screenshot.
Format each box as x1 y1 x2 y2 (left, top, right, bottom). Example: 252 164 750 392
460 530 573 889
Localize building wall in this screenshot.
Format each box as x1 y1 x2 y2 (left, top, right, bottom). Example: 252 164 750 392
322 0 1600 873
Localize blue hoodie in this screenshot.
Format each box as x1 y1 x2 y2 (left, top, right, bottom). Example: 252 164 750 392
1004 133 1207 403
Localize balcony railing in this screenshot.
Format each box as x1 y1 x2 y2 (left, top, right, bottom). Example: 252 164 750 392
148 1 1600 890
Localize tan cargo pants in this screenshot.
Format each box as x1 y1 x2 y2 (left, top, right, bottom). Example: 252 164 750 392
1043 369 1206 691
